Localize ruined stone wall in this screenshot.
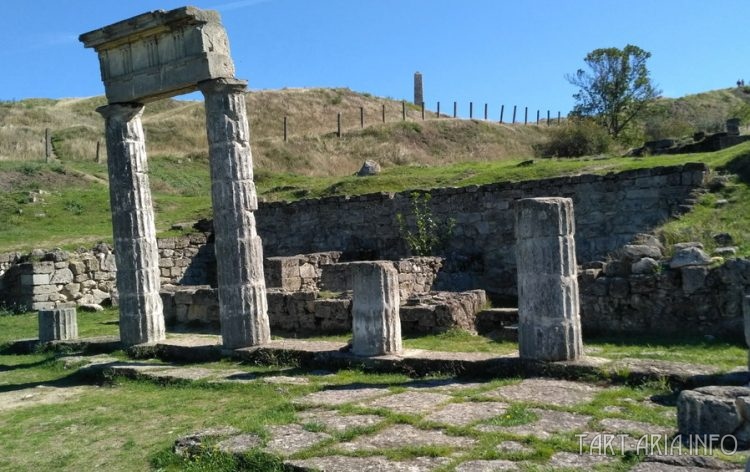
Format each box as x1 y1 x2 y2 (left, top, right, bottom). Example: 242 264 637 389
580 257 750 341
255 164 707 299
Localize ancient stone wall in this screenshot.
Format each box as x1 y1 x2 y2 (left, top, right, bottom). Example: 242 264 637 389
255 164 707 299
580 256 750 341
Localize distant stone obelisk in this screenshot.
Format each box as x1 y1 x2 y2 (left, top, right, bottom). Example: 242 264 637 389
413 71 423 106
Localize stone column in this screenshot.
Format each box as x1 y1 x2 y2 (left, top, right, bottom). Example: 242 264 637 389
39 307 78 342
351 262 402 356
413 71 423 106
515 197 582 361
98 103 165 346
199 78 270 349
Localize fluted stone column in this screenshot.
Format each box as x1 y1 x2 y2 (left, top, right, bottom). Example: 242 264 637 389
351 262 402 356
39 307 78 342
98 103 165 346
515 197 582 361
199 78 270 349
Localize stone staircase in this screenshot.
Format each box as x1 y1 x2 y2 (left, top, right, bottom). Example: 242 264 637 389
474 307 518 341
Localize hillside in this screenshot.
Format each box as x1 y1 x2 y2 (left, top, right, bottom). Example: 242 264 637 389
0 88 550 176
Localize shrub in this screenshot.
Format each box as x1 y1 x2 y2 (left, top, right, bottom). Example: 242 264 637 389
535 119 611 157
396 192 455 256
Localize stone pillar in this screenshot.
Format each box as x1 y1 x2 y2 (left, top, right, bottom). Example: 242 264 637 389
413 71 423 106
351 262 402 356
743 295 750 368
515 197 582 361
39 307 78 342
97 103 165 346
199 78 270 349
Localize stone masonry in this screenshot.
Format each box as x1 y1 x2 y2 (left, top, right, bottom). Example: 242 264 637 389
200 78 270 349
351 262 402 356
515 198 582 361
38 307 78 343
81 7 268 349
97 103 165 346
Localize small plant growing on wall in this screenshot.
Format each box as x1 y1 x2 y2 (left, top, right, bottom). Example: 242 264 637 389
396 192 455 256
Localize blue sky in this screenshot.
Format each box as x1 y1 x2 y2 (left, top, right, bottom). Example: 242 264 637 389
0 1 746 117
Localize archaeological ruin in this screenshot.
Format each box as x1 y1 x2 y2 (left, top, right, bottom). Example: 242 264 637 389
78 7 269 348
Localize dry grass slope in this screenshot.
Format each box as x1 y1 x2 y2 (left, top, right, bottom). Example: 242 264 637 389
0 88 550 176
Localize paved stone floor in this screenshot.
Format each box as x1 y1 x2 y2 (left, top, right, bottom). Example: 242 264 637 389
62 356 750 470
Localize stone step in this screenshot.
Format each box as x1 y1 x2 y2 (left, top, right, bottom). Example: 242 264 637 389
475 308 518 335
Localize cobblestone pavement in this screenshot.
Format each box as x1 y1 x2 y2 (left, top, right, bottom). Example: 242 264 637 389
59 356 748 471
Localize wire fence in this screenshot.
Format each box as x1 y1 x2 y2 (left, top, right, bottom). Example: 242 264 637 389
281 100 567 141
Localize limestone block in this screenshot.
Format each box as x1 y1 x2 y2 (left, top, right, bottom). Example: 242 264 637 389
351 262 402 356
50 268 74 284
621 244 662 260
631 257 659 274
682 266 709 294
38 307 78 342
30 261 55 274
677 386 750 447
80 7 235 104
61 283 81 298
670 247 712 268
21 273 50 286
515 198 582 361
68 260 86 276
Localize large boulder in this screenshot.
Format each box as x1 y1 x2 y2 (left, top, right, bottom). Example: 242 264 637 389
356 160 381 177
670 246 712 269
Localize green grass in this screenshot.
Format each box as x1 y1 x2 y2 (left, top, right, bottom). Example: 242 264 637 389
3 139 750 252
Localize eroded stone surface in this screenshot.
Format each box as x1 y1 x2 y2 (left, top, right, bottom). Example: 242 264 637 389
296 409 383 432
216 434 262 454
262 375 311 385
0 385 94 412
425 401 509 426
296 386 390 406
264 424 331 456
286 455 450 472
455 459 520 471
351 261 402 356
173 426 241 456
496 440 534 454
476 408 591 439
598 417 673 436
360 391 452 415
484 378 602 407
547 451 615 469
338 424 475 452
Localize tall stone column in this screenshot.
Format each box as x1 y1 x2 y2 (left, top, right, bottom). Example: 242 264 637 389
515 197 582 361
199 78 270 349
97 103 165 346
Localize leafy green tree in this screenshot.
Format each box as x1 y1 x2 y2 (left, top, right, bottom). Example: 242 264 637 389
567 44 660 139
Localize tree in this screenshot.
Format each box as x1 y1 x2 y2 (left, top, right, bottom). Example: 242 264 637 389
567 44 660 139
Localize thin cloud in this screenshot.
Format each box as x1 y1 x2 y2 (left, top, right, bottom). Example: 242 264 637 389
208 0 275 12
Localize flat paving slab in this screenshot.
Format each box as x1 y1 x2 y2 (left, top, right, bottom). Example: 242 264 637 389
264 424 331 456
295 386 390 406
476 408 592 439
338 424 477 452
359 391 452 414
425 401 509 426
286 455 451 472
296 409 383 432
484 378 603 406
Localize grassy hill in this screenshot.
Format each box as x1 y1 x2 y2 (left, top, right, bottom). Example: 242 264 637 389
0 88 550 176
2 86 750 254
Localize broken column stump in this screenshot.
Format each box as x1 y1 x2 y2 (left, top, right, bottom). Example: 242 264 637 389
39 307 78 342
515 197 583 361
351 262 402 356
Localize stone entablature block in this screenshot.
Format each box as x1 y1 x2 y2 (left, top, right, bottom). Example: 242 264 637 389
80 6 235 104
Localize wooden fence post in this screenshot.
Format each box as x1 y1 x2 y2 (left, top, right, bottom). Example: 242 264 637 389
437 101 440 118
337 112 341 138
547 110 550 126
382 104 386 123
558 111 561 124
453 101 457 118
512 105 517 124
484 103 488 120
95 141 101 163
283 116 288 142
469 102 473 119
500 105 504 123
524 107 528 125
421 102 425 120
360 107 364 128
536 109 540 124
402 101 406 121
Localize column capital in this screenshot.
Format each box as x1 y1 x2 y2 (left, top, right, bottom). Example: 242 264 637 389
198 77 248 95
96 102 144 121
